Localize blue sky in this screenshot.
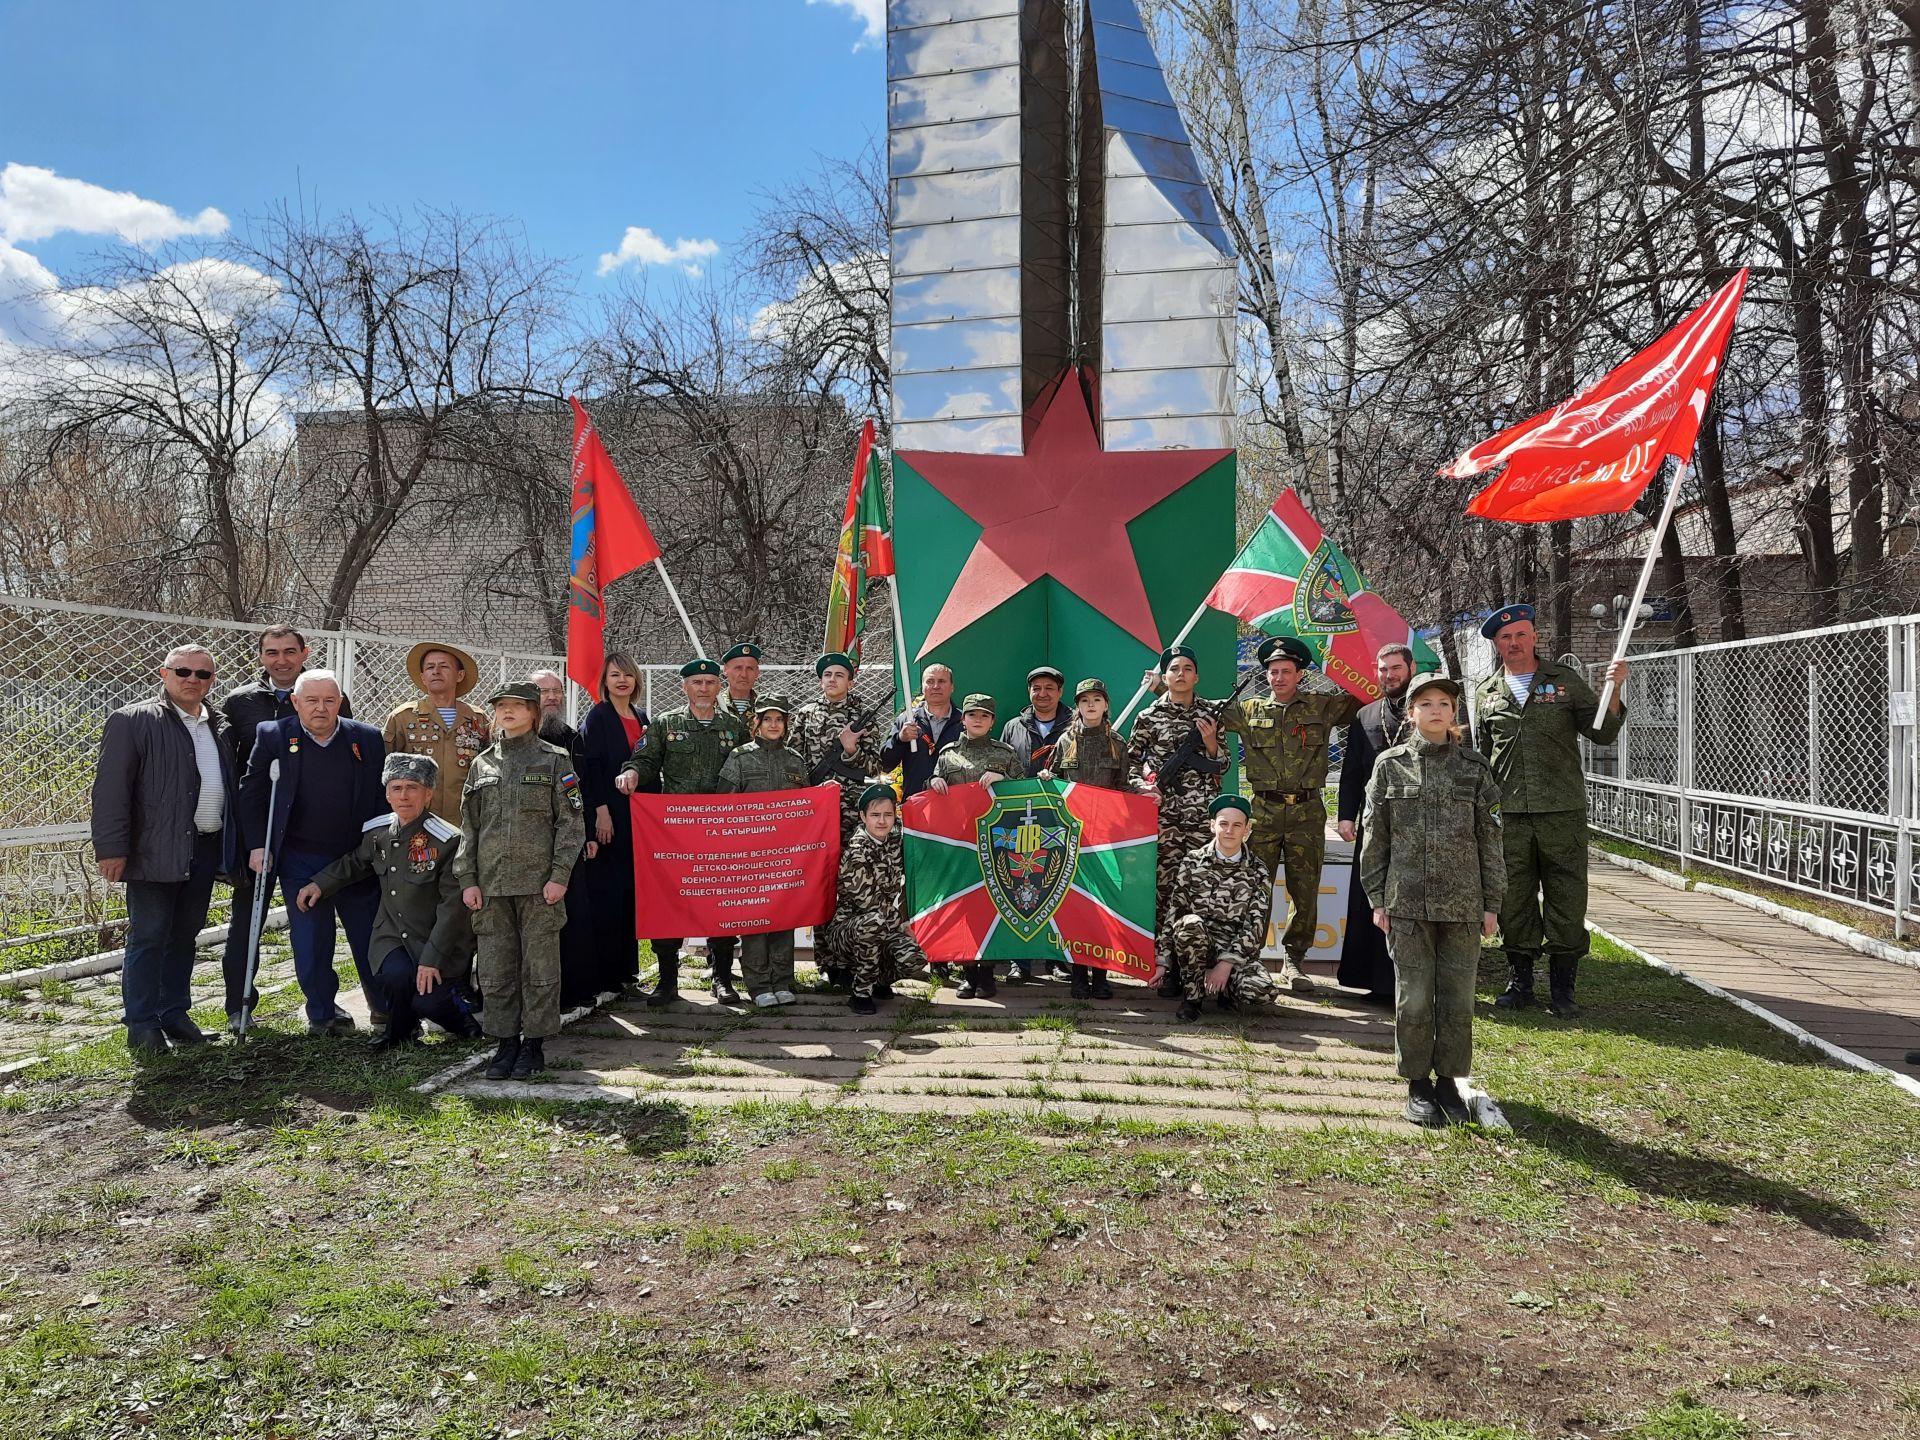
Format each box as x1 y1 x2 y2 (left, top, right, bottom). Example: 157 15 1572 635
0 0 883 304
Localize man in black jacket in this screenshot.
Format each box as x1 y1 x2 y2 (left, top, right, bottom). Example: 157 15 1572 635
879 662 964 798
218 624 352 1030
1334 644 1415 1002
91 643 241 1054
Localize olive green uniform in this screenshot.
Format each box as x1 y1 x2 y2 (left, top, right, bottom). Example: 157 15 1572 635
934 735 1019 786
454 733 585 1040
716 738 809 998
1360 736 1505 1080
1222 690 1360 962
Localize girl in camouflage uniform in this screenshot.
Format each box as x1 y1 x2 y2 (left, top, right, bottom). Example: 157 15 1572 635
833 784 927 1016
1046 678 1127 999
717 697 810 1007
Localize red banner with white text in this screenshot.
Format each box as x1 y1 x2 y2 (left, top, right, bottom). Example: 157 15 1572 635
630 788 841 936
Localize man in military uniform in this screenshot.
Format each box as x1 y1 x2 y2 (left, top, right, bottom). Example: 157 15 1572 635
297 752 483 1052
1475 604 1627 1018
930 695 1019 999
719 641 762 723
384 641 491 824
456 682 585 1080
1128 645 1229 997
1161 795 1283 1023
791 653 885 989
615 657 749 1006
1220 635 1361 993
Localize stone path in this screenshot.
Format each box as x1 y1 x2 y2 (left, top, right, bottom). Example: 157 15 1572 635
1589 861 1920 1084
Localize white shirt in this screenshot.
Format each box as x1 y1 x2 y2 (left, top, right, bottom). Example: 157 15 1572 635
1505 672 1535 708
170 700 226 834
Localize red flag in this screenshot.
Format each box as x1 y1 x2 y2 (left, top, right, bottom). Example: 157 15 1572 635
823 419 896 664
1447 269 1748 522
568 397 662 696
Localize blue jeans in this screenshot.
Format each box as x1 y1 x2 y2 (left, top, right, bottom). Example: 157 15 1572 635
277 849 377 1025
121 830 222 1031
373 947 477 1036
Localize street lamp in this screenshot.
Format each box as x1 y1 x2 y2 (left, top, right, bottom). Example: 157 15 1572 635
1591 592 1654 631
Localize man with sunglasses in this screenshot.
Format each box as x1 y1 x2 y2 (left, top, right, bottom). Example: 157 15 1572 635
91 644 243 1054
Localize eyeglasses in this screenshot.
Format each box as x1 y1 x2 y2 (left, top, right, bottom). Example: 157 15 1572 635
169 667 216 680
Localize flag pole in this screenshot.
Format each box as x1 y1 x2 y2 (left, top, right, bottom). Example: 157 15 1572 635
888 573 913 716
653 556 708 659
1114 599 1210 731
1597 459 1688 714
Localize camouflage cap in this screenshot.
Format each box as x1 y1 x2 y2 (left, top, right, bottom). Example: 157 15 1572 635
1158 644 1198 673
858 781 899 811
721 641 761 664
680 658 722 679
753 694 795 718
486 681 541 707
381 752 439 788
1257 635 1315 669
815 651 854 677
1480 603 1535 639
1073 678 1108 700
1209 794 1253 819
960 692 996 716
1406 672 1463 704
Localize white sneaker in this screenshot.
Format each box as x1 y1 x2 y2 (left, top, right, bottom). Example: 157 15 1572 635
774 990 797 1005
753 992 779 1009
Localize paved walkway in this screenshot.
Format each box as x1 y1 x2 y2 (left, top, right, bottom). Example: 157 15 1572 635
1588 860 1920 1083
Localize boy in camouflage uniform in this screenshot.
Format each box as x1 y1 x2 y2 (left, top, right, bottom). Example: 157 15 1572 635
456 683 585 1081
1159 795 1282 1023
930 694 1018 997
1046 678 1126 999
717 696 809 1007
792 652 884 990
1360 674 1506 1127
615 657 749 1006
835 783 927 1015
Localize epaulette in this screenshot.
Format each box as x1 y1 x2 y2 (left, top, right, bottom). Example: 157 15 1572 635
422 815 459 842
363 812 396 833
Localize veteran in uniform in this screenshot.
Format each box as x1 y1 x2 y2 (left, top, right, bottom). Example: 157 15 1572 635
383 641 491 824
615 657 749 1006
1475 603 1627 1017
1160 795 1283 1023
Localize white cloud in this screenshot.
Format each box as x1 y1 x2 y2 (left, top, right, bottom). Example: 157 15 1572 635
806 0 883 47
595 226 720 277
0 163 229 247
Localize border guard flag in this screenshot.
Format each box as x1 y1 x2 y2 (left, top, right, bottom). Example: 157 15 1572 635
567 397 663 696
824 418 896 667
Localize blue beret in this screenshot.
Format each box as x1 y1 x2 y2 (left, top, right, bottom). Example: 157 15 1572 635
1481 604 1535 639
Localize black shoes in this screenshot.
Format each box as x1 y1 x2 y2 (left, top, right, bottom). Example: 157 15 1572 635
646 957 680 1009
126 1025 168 1055
1070 968 1090 1000
1176 999 1202 1022
973 968 997 999
1157 973 1183 999
308 1006 357 1036
713 979 743 1005
510 1038 545 1080
1432 1077 1472 1124
849 994 877 1015
1404 1079 1443 1127
1005 961 1031 984
485 1037 520 1080
1495 958 1536 1009
161 1016 209 1046
368 1024 421 1053
1089 973 1113 1000
955 975 977 999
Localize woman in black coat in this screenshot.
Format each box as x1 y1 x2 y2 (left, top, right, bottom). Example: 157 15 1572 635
577 654 650 993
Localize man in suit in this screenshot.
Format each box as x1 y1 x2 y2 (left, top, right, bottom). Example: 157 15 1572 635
239 670 388 1034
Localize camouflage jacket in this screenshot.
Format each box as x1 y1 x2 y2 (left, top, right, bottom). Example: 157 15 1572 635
1160 843 1272 962
620 705 747 794
1359 735 1506 922
311 811 472 980
719 689 759 724
791 696 883 789
1125 695 1226 799
1054 718 1128 790
717 739 808 794
835 826 905 924
1475 658 1625 814
454 733 585 895
1223 690 1360 794
935 735 1019 786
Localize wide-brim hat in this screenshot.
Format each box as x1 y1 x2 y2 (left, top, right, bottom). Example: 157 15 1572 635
406 641 479 696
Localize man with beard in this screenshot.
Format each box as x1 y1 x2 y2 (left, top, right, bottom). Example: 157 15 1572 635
1336 644 1415 1002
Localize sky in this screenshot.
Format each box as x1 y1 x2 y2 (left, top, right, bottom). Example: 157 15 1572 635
0 0 885 334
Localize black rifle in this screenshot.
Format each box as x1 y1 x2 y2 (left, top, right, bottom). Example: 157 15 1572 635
808 687 898 785
1153 666 1259 793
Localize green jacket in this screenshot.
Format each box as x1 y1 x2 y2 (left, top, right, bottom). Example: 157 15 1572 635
454 733 585 895
1475 657 1625 814
1223 690 1360 794
717 739 808 793
621 705 748 794
310 811 473 981
1359 735 1506 922
935 735 1019 786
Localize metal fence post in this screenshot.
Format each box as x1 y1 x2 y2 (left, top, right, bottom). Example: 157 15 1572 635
1806 657 1822 808
1676 651 1694 870
1894 622 1913 940
335 632 357 698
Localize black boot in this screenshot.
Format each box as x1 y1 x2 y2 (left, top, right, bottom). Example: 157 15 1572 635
1176 998 1201 1023
1495 956 1536 1009
1089 971 1113 1000
484 1036 519 1080
1157 964 1183 1000
647 955 680 1009
954 970 978 999
1069 965 1090 1000
972 963 997 999
511 1038 545 1079
710 943 742 1005
1404 1078 1443 1127
1431 1077 1471 1125
1547 957 1583 1018
848 993 877 1015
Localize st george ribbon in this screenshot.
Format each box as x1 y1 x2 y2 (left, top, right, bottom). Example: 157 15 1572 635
887 0 1241 714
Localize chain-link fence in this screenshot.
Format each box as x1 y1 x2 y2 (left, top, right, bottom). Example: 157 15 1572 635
1586 615 1920 933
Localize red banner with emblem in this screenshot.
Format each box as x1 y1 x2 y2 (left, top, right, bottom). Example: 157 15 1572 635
629 788 841 936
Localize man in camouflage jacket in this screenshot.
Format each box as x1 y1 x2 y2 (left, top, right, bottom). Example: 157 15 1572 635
716 696 810 1005
1159 795 1282 1022
790 652 884 987
834 783 927 1014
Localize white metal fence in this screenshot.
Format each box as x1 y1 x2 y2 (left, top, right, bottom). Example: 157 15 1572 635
1584 614 1920 935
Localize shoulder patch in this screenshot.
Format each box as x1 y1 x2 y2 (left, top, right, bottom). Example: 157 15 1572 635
423 815 458 842
362 812 396 833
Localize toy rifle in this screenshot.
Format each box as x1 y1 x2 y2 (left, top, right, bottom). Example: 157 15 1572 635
808 687 898 785
1152 666 1260 793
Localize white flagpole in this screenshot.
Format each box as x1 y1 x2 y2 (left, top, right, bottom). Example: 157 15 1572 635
1113 599 1210 730
888 573 913 716
1597 459 1688 714
652 556 708 659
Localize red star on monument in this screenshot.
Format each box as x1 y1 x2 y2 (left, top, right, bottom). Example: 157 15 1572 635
898 370 1230 659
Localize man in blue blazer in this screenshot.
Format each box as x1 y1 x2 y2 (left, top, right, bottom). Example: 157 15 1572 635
239 669 388 1033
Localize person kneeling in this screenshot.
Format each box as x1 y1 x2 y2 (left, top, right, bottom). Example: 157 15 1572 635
836 783 928 1015
1359 674 1505 1128
1160 796 1282 1023
456 683 585 1081
298 753 483 1051
717 696 808 1008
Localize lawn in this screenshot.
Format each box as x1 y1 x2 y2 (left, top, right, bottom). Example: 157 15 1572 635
1 938 1917 1439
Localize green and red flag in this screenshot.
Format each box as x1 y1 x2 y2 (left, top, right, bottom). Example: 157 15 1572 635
824 418 896 666
1203 488 1437 701
903 778 1157 976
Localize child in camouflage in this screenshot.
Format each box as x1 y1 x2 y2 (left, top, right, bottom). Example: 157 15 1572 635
1046 678 1125 1000
1358 673 1506 1128
716 696 809 1008
1159 794 1283 1022
834 783 928 1015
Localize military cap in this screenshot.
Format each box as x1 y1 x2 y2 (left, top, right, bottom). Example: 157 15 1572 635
721 641 761 664
486 681 541 707
1074 678 1108 700
1209 794 1253 819
753 693 795 718
1257 635 1315 669
381 751 439 788
1027 665 1066 685
858 781 899 812
960 692 997 716
680 657 722 679
815 652 854 677
1158 644 1198 672
1406 672 1463 704
406 640 479 696
1480 603 1535 639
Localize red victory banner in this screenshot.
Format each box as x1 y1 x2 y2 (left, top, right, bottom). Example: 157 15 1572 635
903 778 1158 977
567 398 663 696
630 789 841 937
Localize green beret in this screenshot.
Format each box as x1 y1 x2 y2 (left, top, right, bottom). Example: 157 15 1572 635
960 692 996 716
858 781 899 812
1074 678 1108 700
1027 665 1066 685
754 693 794 717
1158 644 1198 673
1406 672 1462 704
680 658 721 679
1480 603 1535 639
815 652 854 677
1258 635 1315 669
1209 794 1252 819
486 681 541 706
721 642 761 664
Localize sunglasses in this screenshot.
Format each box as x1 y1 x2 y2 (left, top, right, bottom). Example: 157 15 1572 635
169 667 216 680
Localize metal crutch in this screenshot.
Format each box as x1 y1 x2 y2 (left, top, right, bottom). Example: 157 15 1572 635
237 757 281 1039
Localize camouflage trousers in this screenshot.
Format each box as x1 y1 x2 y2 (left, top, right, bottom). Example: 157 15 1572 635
817 797 869 974
1386 917 1478 1081
1155 796 1214 935
474 894 564 1039
1498 811 1589 963
839 911 927 998
740 929 796 998
1169 915 1281 1006
1251 794 1324 961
